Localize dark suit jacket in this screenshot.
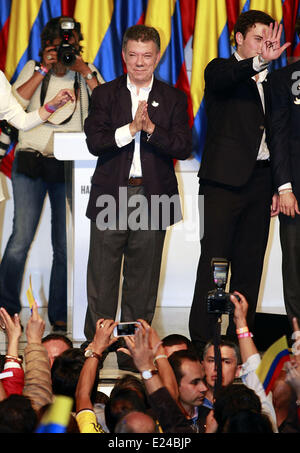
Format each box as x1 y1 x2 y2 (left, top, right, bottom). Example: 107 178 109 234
269 60 300 202
199 54 271 187
84 74 192 225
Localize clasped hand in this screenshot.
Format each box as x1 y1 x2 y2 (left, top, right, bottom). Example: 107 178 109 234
130 100 155 137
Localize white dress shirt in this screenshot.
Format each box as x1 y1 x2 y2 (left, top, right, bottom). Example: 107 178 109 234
234 52 270 161
0 70 43 202
114 75 154 178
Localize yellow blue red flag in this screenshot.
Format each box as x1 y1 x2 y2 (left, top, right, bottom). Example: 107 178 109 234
1 0 300 169
35 395 73 433
256 335 291 395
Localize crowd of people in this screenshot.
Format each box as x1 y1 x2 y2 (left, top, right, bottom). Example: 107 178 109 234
0 293 299 434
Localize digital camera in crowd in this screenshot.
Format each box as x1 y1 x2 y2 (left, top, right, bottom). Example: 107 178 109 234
56 17 79 66
207 258 234 315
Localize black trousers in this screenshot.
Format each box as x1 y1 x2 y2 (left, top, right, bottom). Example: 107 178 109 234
84 186 166 341
279 213 300 327
189 166 272 347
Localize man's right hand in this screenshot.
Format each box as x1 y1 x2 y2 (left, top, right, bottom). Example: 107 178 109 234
279 192 300 218
129 100 147 136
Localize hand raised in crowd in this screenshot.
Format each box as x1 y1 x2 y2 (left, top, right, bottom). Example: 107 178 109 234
118 319 162 357
261 21 290 61
285 361 300 400
230 291 248 328
124 322 156 373
0 307 22 358
88 318 118 356
291 317 300 367
26 300 45 344
285 318 300 405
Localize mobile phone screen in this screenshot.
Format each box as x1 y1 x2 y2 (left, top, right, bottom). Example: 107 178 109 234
116 322 138 336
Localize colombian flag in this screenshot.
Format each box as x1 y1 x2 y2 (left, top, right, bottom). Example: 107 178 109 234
1 0 300 172
190 0 230 161
35 395 73 433
256 336 291 395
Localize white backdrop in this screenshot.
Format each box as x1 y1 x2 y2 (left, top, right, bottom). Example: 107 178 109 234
0 133 285 341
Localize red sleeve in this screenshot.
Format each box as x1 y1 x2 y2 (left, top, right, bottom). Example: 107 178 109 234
1 367 25 395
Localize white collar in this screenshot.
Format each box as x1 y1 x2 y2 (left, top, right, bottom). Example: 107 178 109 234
126 74 154 94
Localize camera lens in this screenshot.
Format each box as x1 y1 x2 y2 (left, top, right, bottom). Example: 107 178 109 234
57 45 76 66
62 52 76 66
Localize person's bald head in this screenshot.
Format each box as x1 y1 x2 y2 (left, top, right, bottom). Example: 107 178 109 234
115 411 156 433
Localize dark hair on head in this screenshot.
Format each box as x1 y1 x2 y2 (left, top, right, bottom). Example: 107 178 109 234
234 9 275 46
202 338 241 365
162 334 192 348
112 374 148 407
105 388 148 433
42 333 73 348
0 395 37 433
213 383 263 432
39 16 83 56
223 410 274 433
122 24 160 51
51 347 100 409
51 347 91 413
168 349 200 385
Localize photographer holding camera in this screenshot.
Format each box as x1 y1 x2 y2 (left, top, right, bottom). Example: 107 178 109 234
0 17 102 334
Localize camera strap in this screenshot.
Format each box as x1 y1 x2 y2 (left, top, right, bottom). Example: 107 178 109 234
212 315 223 398
38 64 79 125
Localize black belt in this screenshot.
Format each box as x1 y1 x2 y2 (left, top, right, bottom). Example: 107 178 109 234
255 159 270 168
128 177 143 186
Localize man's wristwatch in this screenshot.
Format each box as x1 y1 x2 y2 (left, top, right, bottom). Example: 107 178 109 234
141 369 158 380
84 71 97 80
84 349 102 361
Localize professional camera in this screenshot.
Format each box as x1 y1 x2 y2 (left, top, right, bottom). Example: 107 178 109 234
207 258 234 315
56 17 79 66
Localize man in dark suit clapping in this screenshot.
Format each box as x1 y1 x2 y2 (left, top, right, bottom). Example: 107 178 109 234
189 10 290 354
83 25 192 370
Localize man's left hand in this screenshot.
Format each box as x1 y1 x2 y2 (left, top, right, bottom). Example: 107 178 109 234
142 105 155 135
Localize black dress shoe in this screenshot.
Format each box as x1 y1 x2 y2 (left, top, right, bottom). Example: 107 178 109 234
52 323 67 335
80 340 91 351
116 350 139 373
107 337 126 353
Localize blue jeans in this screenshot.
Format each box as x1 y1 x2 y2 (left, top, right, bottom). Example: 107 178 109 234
0 155 67 324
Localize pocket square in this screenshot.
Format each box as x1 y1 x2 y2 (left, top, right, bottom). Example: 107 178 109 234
152 100 159 107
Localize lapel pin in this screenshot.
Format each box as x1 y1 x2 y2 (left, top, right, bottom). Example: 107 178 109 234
152 100 159 107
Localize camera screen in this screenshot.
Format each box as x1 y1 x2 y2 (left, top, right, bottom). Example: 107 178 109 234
214 265 227 281
117 323 137 336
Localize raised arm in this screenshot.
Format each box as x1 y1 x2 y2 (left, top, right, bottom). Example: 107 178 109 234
76 319 117 413
22 300 53 412
230 292 258 363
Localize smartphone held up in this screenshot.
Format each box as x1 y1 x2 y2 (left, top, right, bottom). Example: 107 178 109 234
113 321 141 337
